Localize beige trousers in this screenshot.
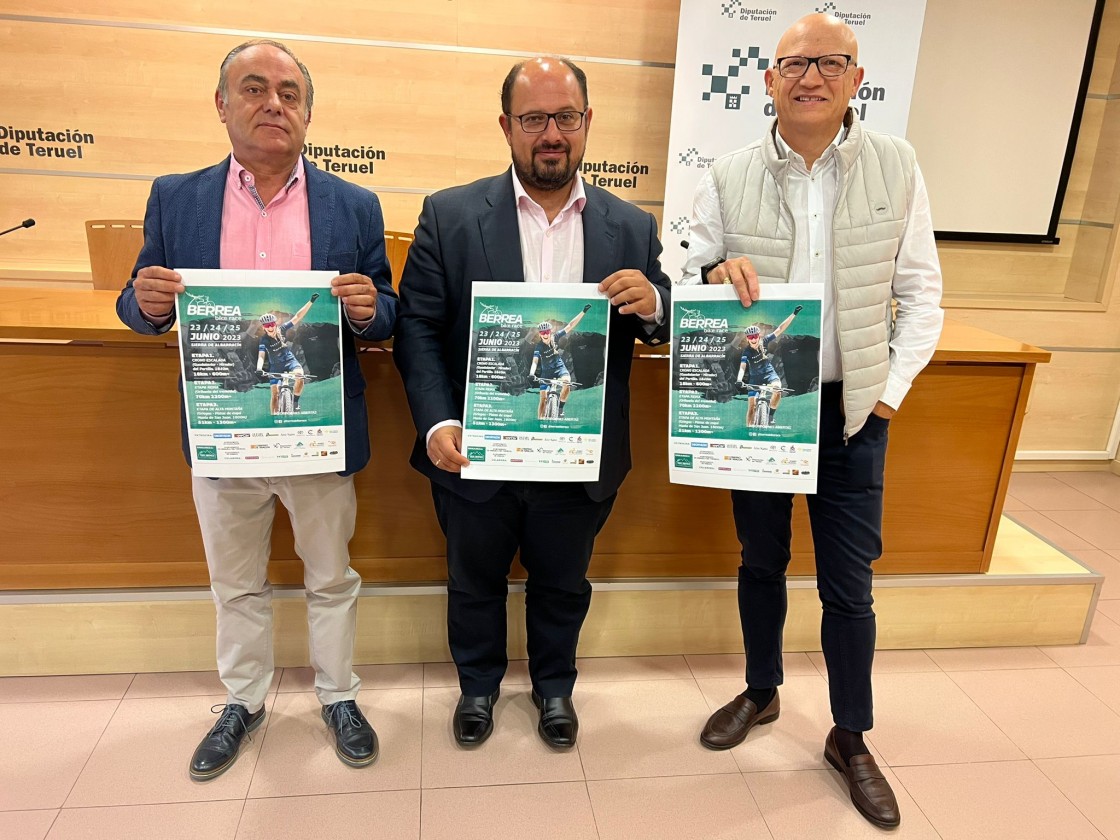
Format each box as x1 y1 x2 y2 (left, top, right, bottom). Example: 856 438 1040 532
192 473 362 711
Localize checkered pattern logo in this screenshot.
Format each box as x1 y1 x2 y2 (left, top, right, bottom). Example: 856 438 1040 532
669 215 691 235
702 47 769 110
815 2 838 12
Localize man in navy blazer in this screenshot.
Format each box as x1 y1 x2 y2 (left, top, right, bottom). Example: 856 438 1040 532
394 57 670 749
117 40 396 780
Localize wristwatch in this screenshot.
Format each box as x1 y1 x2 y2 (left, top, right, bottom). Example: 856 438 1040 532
700 257 726 284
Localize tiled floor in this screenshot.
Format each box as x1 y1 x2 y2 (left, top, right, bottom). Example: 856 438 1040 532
1 471 1119 839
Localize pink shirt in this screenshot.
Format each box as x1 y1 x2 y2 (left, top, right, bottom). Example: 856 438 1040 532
220 156 311 271
512 167 586 284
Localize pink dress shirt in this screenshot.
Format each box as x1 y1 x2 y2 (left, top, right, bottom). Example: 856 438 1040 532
220 156 311 271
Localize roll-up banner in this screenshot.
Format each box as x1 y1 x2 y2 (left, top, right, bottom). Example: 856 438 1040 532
662 0 928 281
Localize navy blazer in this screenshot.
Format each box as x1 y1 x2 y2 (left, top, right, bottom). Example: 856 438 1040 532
116 155 398 475
394 172 671 503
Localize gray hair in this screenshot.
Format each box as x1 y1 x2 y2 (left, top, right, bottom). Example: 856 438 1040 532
218 39 314 119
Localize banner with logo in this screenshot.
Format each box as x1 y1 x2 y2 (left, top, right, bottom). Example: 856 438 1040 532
175 269 344 478
663 0 928 281
670 283 823 492
461 282 610 482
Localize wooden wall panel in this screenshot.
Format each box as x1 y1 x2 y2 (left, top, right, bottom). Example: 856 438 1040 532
1 2 460 44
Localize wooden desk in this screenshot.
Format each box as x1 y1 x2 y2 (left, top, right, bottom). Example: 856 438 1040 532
0 288 1049 590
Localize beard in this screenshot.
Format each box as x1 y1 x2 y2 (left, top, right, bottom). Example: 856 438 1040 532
513 140 583 192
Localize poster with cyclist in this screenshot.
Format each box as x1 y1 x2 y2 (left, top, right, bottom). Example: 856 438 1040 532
669 283 823 493
461 282 610 482
175 269 345 478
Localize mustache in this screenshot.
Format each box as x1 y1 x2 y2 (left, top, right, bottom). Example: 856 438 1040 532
533 141 570 154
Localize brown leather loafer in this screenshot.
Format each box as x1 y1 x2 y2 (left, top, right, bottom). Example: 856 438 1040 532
824 727 900 829
699 691 780 750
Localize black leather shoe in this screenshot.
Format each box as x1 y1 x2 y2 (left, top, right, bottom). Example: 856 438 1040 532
189 703 265 781
531 691 578 749
453 690 500 746
322 700 378 767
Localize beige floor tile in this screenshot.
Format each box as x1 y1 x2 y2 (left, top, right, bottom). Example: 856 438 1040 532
125 670 279 700
948 668 1120 758
420 687 583 789
1067 665 1120 715
895 760 1105 840
576 679 739 780
65 694 272 807
237 791 419 840
421 659 530 688
0 675 133 704
575 655 693 682
1043 509 1120 550
276 663 424 693
1041 610 1120 667
1008 511 1095 551
925 645 1061 671
808 649 939 675
1075 550 1120 599
1009 473 1107 511
696 675 839 772
1001 492 1031 512
1099 599 1120 622
1036 754 1120 840
0 700 118 810
247 688 421 798
866 671 1024 766
745 767 939 839
589 774 771 840
421 781 597 840
46 801 242 840
1053 471 1120 512
0 810 57 840
684 652 818 681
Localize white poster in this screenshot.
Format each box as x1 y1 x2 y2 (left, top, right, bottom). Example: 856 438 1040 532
669 283 823 493
460 282 611 483
175 269 345 478
663 0 928 280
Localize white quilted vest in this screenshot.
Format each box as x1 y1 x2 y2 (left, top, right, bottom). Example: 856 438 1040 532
710 110 916 437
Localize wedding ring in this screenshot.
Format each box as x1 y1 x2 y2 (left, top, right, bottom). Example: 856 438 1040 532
435 458 442 467
722 276 732 285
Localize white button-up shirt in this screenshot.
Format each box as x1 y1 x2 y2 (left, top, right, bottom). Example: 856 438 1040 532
681 125 943 409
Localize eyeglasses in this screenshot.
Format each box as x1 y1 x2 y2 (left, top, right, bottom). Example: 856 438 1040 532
506 111 586 133
774 54 854 78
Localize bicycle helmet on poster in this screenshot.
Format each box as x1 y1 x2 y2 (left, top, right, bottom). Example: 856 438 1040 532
537 321 553 334
260 313 278 326
745 325 761 338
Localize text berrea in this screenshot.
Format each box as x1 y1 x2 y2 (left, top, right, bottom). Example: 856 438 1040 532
479 312 523 325
680 317 729 330
187 303 243 318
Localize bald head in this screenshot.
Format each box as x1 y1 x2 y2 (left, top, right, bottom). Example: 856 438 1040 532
501 56 588 114
776 13 859 64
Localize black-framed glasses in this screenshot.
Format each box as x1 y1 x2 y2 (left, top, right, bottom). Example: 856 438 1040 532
506 110 586 133
774 54 854 78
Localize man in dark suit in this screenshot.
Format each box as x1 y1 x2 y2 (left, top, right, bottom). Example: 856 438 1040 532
394 57 671 749
116 40 396 779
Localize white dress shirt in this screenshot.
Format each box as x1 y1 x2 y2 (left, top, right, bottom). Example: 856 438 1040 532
680 126 943 409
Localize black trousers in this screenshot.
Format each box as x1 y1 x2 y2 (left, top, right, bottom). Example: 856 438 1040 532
730 382 888 732
432 482 616 697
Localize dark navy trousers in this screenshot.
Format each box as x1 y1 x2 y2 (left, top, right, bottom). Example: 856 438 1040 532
432 482 615 698
731 381 888 732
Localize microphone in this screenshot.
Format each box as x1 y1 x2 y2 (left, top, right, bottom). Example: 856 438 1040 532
0 218 35 237
680 239 689 250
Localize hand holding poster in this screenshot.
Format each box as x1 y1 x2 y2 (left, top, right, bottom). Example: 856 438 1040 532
670 284 822 493
461 282 610 482
176 269 345 478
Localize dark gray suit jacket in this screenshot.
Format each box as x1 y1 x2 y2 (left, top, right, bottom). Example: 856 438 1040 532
394 172 671 502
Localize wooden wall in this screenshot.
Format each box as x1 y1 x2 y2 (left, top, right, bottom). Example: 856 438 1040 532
1 0 1118 459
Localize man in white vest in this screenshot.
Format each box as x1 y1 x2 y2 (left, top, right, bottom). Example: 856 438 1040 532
681 13 943 829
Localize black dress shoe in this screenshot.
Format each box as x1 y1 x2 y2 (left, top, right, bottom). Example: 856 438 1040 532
322 700 378 767
453 690 500 746
189 703 265 781
531 691 578 749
